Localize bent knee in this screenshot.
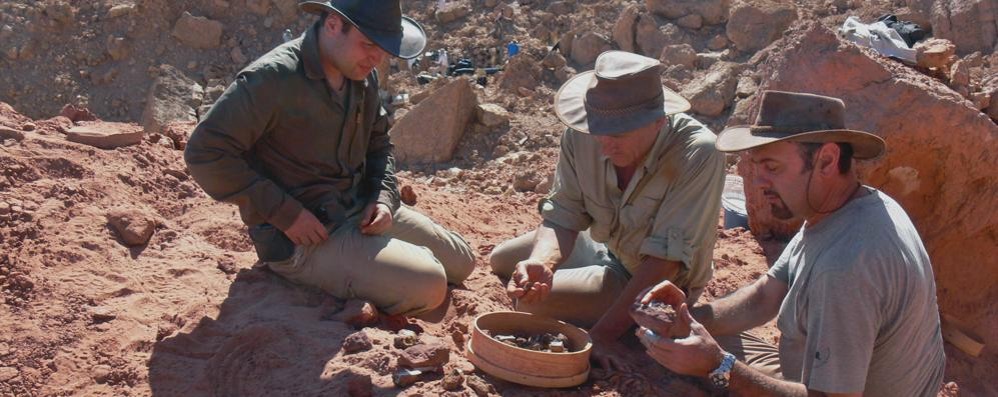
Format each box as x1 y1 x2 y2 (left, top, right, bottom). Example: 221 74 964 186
395 265 448 316
487 241 520 278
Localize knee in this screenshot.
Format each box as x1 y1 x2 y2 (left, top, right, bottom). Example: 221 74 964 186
401 265 448 315
487 240 520 278
445 238 476 285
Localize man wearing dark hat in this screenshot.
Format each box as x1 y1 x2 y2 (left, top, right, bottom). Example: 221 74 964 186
185 1 475 316
635 91 945 396
488 51 726 369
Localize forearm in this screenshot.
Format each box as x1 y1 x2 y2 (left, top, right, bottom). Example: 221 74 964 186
729 362 809 397
694 275 784 336
365 148 400 212
528 221 578 269
591 257 681 341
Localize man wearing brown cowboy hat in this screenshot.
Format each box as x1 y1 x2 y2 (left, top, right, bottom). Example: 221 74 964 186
185 1 475 316
488 50 726 370
635 91 945 396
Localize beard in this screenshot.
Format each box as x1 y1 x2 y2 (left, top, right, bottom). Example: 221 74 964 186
764 190 795 220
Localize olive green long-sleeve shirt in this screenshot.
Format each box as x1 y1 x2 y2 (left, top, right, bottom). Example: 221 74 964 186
184 22 399 231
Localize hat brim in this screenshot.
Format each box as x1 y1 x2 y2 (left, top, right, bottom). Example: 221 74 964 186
716 126 886 159
300 2 427 59
554 71 692 135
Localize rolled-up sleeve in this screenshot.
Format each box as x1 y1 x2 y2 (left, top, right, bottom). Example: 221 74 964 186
184 69 303 230
638 120 725 268
539 130 593 232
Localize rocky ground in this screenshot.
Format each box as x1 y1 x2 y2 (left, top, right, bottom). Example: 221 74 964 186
0 0 995 396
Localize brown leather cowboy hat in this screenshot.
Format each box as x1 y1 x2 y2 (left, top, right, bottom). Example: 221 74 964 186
299 0 427 59
554 51 691 136
716 91 885 159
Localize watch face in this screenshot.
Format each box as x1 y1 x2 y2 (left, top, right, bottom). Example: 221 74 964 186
710 372 729 389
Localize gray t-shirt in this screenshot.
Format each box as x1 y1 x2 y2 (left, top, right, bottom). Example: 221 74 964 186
769 188 945 396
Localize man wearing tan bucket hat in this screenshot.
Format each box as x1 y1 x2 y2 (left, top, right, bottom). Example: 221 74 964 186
488 51 726 370
185 1 475 317
635 91 945 396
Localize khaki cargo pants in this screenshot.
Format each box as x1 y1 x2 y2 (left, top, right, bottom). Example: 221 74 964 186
488 230 633 328
266 207 475 316
489 230 704 328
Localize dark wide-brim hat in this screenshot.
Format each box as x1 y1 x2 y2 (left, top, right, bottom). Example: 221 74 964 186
554 50 691 136
300 0 427 59
716 91 886 159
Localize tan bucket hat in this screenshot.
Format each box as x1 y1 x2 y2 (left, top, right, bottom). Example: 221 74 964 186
716 91 886 159
554 51 691 136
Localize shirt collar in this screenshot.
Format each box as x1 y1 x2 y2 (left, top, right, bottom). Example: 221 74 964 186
302 21 325 81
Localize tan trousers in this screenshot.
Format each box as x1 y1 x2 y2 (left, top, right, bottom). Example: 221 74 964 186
715 332 783 379
267 207 475 316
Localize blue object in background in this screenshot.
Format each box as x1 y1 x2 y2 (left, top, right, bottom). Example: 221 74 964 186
506 41 520 57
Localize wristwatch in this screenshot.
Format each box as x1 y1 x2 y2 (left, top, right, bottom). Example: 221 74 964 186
709 351 736 390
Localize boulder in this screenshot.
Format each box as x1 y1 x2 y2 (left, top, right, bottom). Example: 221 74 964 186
907 0 997 55
435 3 470 24
612 4 642 53
636 16 684 59
390 78 477 164
915 38 957 71
499 54 541 93
141 65 203 135
172 12 224 49
731 23 998 355
44 1 76 26
677 14 703 29
659 44 697 69
645 0 730 25
571 32 611 65
476 104 510 128
66 122 144 149
726 0 798 52
107 208 157 246
246 0 270 15
680 61 742 117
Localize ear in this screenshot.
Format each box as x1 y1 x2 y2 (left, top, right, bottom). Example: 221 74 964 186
323 12 341 32
817 142 840 175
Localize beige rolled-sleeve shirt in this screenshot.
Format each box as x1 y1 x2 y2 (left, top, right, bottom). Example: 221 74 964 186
540 113 725 289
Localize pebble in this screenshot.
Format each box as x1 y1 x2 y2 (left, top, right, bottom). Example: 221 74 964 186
0 367 18 382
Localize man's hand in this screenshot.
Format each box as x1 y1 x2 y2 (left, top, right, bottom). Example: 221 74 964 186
360 203 393 235
506 259 554 304
283 209 328 246
631 280 688 337
638 280 687 307
590 337 632 373
636 303 724 378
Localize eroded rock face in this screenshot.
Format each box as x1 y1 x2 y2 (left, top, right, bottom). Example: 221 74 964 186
730 23 998 351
